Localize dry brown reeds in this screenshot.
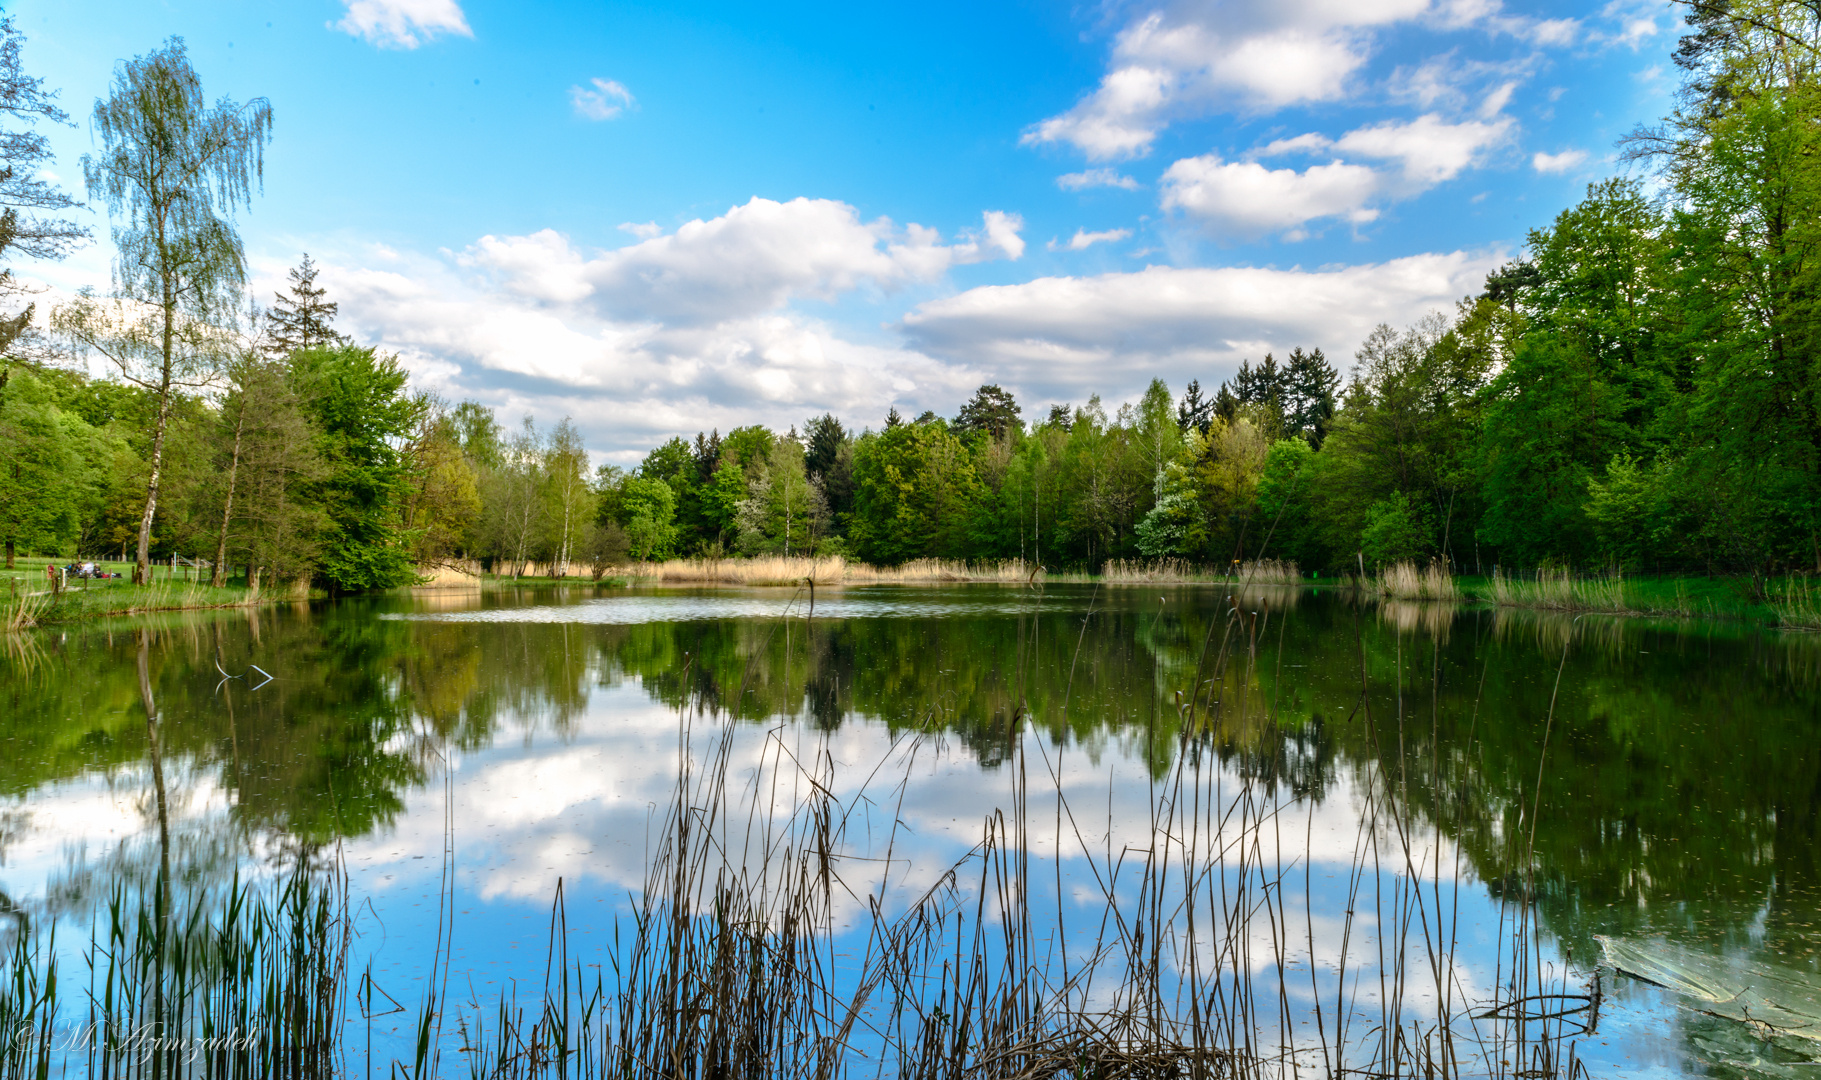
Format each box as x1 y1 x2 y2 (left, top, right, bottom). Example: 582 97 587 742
1371 560 1460 600
614 555 1043 586
1101 557 1301 584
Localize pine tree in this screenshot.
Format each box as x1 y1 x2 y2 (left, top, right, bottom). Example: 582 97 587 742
804 414 847 479
1284 346 1340 448
1176 378 1212 434
266 254 345 356
952 384 1022 440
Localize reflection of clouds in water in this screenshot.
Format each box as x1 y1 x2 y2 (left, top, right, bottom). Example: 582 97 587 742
0 759 238 914
332 680 1510 1065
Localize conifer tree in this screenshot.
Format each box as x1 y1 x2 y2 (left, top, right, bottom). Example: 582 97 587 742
266 254 345 356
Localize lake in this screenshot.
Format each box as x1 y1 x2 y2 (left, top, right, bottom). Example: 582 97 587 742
5 583 1820 1078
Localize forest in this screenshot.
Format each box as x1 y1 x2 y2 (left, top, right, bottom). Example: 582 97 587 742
3 2 1820 590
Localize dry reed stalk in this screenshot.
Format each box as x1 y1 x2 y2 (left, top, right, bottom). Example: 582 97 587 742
1372 560 1460 601
3 587 49 631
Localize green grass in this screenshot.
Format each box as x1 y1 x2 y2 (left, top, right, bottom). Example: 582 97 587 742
2 556 280 629
1454 572 1790 622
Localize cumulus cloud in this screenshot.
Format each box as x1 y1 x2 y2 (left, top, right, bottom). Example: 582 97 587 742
454 198 1023 327
1057 168 1141 191
1049 228 1134 252
1164 113 1510 237
1332 113 1512 186
899 250 1502 403
333 0 472 49
1161 156 1381 237
1531 148 1589 173
1024 7 1395 160
571 78 634 121
617 221 662 239
305 199 1031 457
1023 0 1583 162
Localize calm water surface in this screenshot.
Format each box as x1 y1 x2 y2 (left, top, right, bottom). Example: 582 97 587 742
5 584 1821 1076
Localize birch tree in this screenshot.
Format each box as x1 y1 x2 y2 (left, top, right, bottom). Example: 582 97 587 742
53 38 271 584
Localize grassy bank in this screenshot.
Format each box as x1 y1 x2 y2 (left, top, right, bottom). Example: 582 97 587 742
1454 569 1800 623
2 557 296 630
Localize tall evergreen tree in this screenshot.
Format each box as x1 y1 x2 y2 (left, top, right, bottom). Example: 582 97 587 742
1283 347 1340 448
266 254 345 356
1176 379 1212 434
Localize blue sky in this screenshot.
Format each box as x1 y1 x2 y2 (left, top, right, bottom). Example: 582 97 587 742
22 0 1675 461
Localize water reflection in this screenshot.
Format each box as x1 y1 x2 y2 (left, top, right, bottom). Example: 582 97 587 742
2 586 1820 1073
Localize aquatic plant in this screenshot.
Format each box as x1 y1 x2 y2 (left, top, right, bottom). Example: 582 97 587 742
1371 560 1460 601
1102 557 1300 584
0 870 348 1080
1487 568 1627 613
1772 576 1821 631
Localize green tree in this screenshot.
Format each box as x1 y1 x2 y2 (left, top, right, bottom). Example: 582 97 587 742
1478 180 1675 565
0 372 83 564
952 384 1022 441
290 345 423 591
618 476 677 560
265 254 346 357
55 39 271 584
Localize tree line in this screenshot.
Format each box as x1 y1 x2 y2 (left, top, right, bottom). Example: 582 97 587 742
3 6 1819 587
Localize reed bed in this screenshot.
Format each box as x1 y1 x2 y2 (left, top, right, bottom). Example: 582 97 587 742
1371 560 1460 601
3 581 275 631
3 585 49 631
1486 568 1628 613
1101 557 1301 584
616 556 1043 586
428 590 1587 1080
0 870 349 1079
1773 576 1821 631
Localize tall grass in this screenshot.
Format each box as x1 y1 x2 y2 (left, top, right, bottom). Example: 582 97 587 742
3 585 49 631
1772 576 1821 631
0 870 349 1079
1102 557 1301 584
1487 568 1628 613
1372 560 1460 600
617 556 1043 586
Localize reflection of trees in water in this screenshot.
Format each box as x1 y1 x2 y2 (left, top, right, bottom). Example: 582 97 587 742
7 592 1821 994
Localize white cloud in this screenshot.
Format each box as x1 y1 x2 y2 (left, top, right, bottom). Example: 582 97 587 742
1049 228 1134 252
617 221 662 239
1332 113 1511 186
571 78 634 121
1168 112 1511 237
333 0 472 49
1024 0 1584 162
452 198 1024 327
1531 148 1589 173
1057 168 1141 192
1161 156 1381 237
1025 9 1390 160
307 198 1027 455
899 250 1502 403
